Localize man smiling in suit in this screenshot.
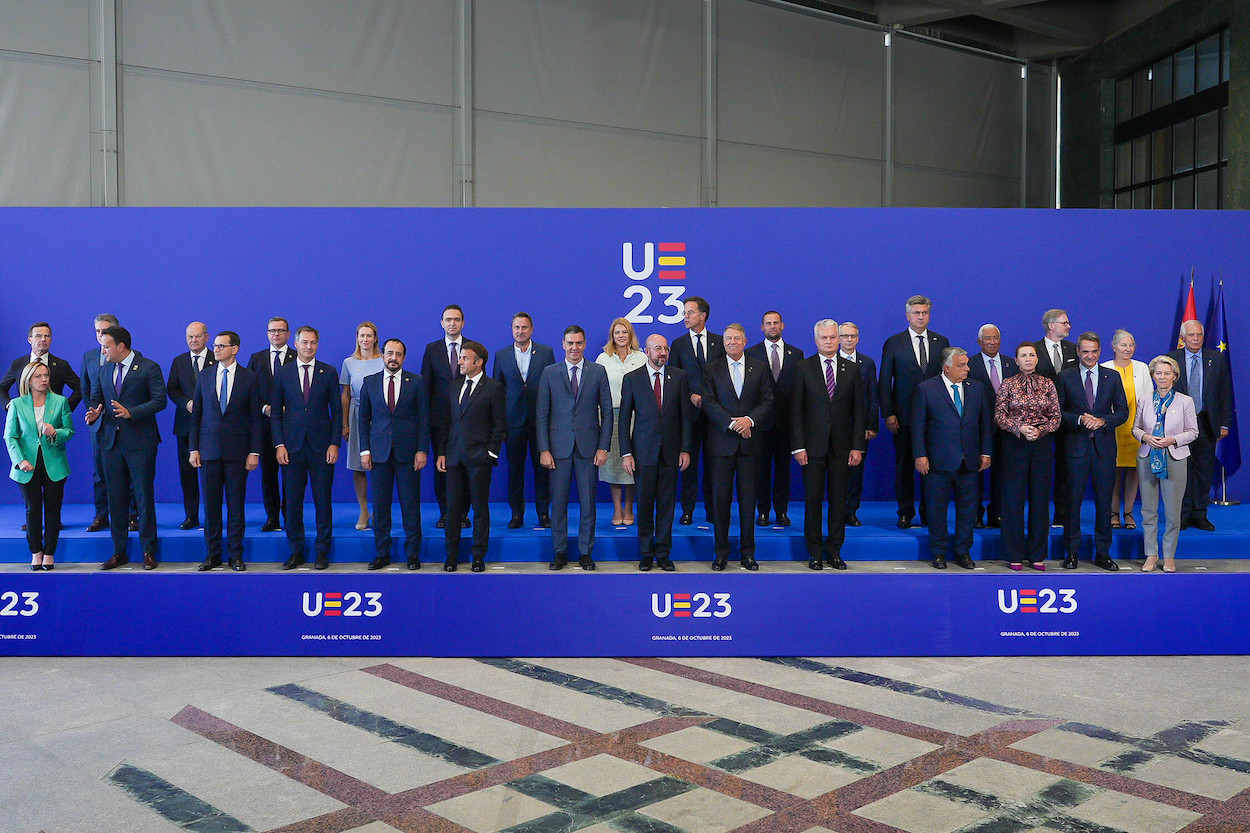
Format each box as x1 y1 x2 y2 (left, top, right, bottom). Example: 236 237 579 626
493 312 556 529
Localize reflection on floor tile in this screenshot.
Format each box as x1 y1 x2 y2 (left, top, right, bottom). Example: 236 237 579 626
1065 789 1202 833
426 784 557 833
637 786 772 833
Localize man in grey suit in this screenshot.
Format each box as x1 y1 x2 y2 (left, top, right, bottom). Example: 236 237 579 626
537 325 613 571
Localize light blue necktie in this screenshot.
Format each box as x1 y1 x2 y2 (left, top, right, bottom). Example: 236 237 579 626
952 383 963 417
219 367 229 413
732 361 743 397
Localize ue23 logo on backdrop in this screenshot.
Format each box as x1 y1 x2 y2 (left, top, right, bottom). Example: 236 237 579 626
622 242 687 324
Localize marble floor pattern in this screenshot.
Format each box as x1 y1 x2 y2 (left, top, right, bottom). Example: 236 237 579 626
5 655 1250 833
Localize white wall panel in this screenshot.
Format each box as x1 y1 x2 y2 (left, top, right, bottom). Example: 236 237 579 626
475 113 700 207
717 142 881 207
718 0 883 160
119 0 456 104
475 0 702 138
893 165 1019 208
0 54 91 205
0 0 89 59
121 69 455 206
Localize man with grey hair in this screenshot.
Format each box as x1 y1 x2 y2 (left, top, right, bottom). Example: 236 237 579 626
838 321 877 527
911 347 992 569
878 295 949 528
1033 309 1077 528
966 323 1017 528
1168 320 1230 531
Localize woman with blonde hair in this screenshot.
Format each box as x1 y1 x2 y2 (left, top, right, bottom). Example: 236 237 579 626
340 321 384 530
1132 355 1198 572
595 318 646 525
1102 329 1151 530
5 362 74 570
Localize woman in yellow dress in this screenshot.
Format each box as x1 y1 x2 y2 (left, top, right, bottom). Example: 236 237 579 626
1101 329 1151 529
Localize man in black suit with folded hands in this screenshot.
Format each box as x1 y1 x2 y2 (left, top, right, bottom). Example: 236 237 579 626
167 321 215 530
669 296 724 525
620 334 693 572
189 330 261 572
702 323 773 571
790 320 865 571
272 325 342 570
360 338 431 571
245 316 293 532
1 322 82 411
437 340 506 572
1057 332 1128 570
1169 319 1232 531
747 310 802 527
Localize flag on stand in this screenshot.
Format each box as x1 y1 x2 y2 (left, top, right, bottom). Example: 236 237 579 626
1208 280 1240 481
1172 272 1197 350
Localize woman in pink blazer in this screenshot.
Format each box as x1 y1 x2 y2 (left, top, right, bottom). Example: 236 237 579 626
1132 355 1199 572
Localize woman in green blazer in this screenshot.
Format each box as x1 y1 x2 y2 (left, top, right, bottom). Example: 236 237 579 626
5 362 74 569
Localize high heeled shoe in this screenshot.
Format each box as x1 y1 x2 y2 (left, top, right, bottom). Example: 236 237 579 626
1163 557 1176 573
1009 562 1023 571
41 560 54 571
355 513 371 531
1142 556 1158 572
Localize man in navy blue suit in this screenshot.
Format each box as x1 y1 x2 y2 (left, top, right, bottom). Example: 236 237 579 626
167 321 214 530
746 310 802 527
879 295 949 528
1033 308 1079 527
911 347 992 570
244 316 293 532
420 304 470 529
360 338 431 571
537 325 613 571
668 296 724 525
272 325 342 570
189 330 261 572
619 334 693 571
493 312 556 529
81 314 132 532
1058 332 1128 570
966 324 1018 528
838 322 878 527
1169 319 1232 531
86 326 167 570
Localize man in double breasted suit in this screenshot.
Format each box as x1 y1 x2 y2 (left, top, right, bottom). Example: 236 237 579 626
537 325 613 570
702 324 773 571
493 313 556 528
747 311 803 526
189 330 261 571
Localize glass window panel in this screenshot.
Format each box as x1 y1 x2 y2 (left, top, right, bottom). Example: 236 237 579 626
1196 110 1219 167
1152 182 1171 209
1115 191 1131 209
1222 30 1230 82
1195 169 1218 209
1151 127 1171 179
1116 76 1133 123
1132 187 1149 209
1175 45 1196 99
1222 106 1229 162
1115 142 1132 188
1152 58 1173 108
1174 117 1194 173
1132 135 1150 184
1173 174 1194 209
1133 67 1151 116
1197 33 1220 91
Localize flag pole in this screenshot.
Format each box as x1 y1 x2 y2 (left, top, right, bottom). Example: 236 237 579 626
1214 468 1240 506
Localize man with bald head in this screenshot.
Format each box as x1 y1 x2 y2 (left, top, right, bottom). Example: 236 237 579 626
168 321 215 530
966 323 1017 527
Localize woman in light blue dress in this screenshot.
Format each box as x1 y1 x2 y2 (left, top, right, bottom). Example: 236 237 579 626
340 321 384 530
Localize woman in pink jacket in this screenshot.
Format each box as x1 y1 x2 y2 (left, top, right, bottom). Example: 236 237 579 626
1132 355 1199 572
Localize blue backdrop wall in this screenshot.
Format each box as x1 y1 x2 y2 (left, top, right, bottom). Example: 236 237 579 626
0 207 1245 506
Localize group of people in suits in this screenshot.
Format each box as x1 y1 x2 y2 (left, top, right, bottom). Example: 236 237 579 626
0 296 1233 574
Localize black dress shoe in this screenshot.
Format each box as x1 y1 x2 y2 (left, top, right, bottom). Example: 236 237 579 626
508 515 524 529
261 519 281 532
897 517 912 529
828 555 848 570
436 515 446 529
579 557 596 571
367 556 391 571
407 557 421 570
776 514 791 527
314 555 329 570
933 557 947 570
86 517 109 532
1095 556 1119 571
973 519 985 529
845 513 861 527
987 516 1001 529
128 517 139 532
679 513 693 526
283 554 305 570
230 559 246 572
197 559 221 572
1062 555 1078 569
756 512 770 527
956 555 975 570
180 518 199 531
471 559 485 572
711 555 728 571
143 551 157 570
639 558 654 571
740 556 759 571
539 514 552 528
1193 518 1216 531
807 558 823 570
102 553 128 570
461 516 471 529
549 557 567 571
657 556 675 572
444 560 458 572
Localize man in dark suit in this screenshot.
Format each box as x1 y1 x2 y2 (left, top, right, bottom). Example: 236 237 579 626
420 304 470 529
167 321 215 530
360 338 431 571
878 295 949 528
272 325 342 570
791 320 865 570
189 331 261 572
911 347 992 570
668 296 725 525
702 323 774 571
1033 308 1078 527
0 322 82 410
620 334 693 572
838 322 878 527
966 324 1019 528
86 326 167 570
747 310 802 527
438 340 506 572
1057 332 1128 570
245 316 292 531
537 325 613 571
493 312 556 529
80 314 131 532
1170 319 1232 531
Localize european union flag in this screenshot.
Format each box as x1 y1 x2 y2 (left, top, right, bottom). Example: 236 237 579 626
1207 281 1240 480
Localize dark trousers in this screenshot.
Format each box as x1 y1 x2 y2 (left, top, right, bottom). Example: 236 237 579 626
1183 412 1217 520
175 434 199 522
283 441 335 559
802 453 849 559
259 421 283 523
979 429 1006 522
92 429 135 520
712 453 757 559
845 445 868 515
372 454 422 561
1000 434 1053 565
755 426 793 517
446 459 491 561
1064 452 1116 558
19 452 64 555
506 422 550 518
635 462 678 558
680 412 714 516
202 458 247 561
430 425 448 515
922 462 978 561
893 427 927 521
551 453 597 557
102 444 157 555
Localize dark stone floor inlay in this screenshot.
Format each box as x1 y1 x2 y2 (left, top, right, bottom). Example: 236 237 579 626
1059 719 1250 775
108 763 252 833
499 773 695 833
477 658 707 717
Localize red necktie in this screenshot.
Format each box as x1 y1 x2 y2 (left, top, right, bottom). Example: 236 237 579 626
387 375 396 412
302 364 311 403
653 371 662 409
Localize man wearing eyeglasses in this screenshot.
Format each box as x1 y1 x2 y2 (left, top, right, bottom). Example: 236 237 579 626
245 317 293 532
167 322 215 530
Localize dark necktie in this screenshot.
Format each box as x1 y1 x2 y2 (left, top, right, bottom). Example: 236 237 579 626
917 334 927 369
219 368 229 413
695 333 705 366
302 364 311 403
770 343 781 381
387 375 397 412
570 365 579 400
460 378 473 411
653 371 662 409
825 359 837 398
192 355 201 374
272 350 280 378
113 362 123 392
1084 368 1095 409
449 341 459 378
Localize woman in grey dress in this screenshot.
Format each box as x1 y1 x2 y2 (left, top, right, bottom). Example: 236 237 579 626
340 321 384 530
595 318 646 525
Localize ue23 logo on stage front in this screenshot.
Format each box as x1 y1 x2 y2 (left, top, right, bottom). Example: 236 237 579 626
652 592 732 619
997 589 1077 614
622 241 687 324
302 591 382 617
